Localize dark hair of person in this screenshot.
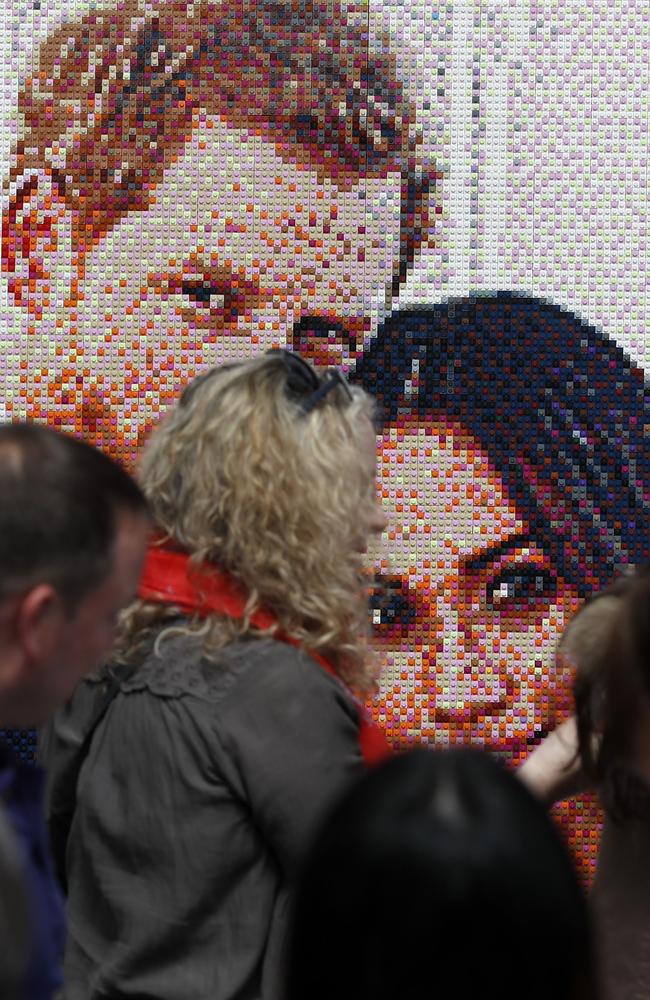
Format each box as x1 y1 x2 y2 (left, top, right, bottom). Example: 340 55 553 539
287 748 597 1000
0 806 29 1000
353 293 649 598
574 564 650 820
0 423 148 611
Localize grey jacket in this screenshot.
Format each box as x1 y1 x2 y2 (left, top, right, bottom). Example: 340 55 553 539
40 631 364 1000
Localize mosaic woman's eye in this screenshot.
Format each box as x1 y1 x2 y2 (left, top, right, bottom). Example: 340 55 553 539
484 564 557 614
370 574 418 637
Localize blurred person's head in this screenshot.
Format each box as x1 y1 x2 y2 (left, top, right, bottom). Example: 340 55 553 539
0 424 149 726
0 807 29 1000
124 350 384 690
572 564 650 819
354 295 649 757
287 747 596 1000
3 0 436 465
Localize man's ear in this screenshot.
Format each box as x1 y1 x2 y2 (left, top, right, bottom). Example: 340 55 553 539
13 583 67 669
2 169 74 316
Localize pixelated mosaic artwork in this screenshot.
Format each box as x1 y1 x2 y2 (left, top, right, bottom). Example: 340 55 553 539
1 0 648 882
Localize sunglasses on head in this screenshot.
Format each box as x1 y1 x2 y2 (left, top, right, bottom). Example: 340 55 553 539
179 350 352 413
267 348 354 413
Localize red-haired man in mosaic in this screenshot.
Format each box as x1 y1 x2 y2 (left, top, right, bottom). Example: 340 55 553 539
2 0 434 466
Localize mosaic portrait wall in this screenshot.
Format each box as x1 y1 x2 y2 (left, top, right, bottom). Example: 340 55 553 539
1 0 648 882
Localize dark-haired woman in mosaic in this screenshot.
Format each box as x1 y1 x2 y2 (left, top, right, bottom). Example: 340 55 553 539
354 292 650 878
2 0 434 466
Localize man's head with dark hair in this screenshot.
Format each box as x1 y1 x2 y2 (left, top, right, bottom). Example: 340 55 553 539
0 424 149 726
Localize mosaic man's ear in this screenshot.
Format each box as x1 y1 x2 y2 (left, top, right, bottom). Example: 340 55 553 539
2 169 75 316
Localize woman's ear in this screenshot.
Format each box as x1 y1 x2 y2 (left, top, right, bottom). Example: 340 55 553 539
2 169 75 317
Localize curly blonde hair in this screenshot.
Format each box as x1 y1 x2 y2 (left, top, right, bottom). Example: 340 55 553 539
118 353 380 691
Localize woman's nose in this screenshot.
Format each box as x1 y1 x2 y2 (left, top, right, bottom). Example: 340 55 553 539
421 597 509 712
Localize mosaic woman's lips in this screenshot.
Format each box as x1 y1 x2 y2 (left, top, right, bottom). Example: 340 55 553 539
431 675 518 724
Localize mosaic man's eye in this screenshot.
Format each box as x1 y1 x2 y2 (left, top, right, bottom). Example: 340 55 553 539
181 282 225 308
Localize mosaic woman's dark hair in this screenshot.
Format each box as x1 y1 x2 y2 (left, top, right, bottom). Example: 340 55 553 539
287 748 596 1000
353 293 650 597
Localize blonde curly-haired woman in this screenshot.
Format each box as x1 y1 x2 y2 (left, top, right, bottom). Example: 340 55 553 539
41 350 389 1000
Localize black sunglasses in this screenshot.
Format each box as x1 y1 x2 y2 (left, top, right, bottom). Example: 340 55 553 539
267 349 354 413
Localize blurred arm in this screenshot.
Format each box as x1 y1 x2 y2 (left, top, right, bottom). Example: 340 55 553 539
517 717 594 805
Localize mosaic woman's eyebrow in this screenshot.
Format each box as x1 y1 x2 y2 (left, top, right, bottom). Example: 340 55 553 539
460 533 535 576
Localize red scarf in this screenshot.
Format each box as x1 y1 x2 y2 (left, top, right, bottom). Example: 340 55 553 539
138 543 392 767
